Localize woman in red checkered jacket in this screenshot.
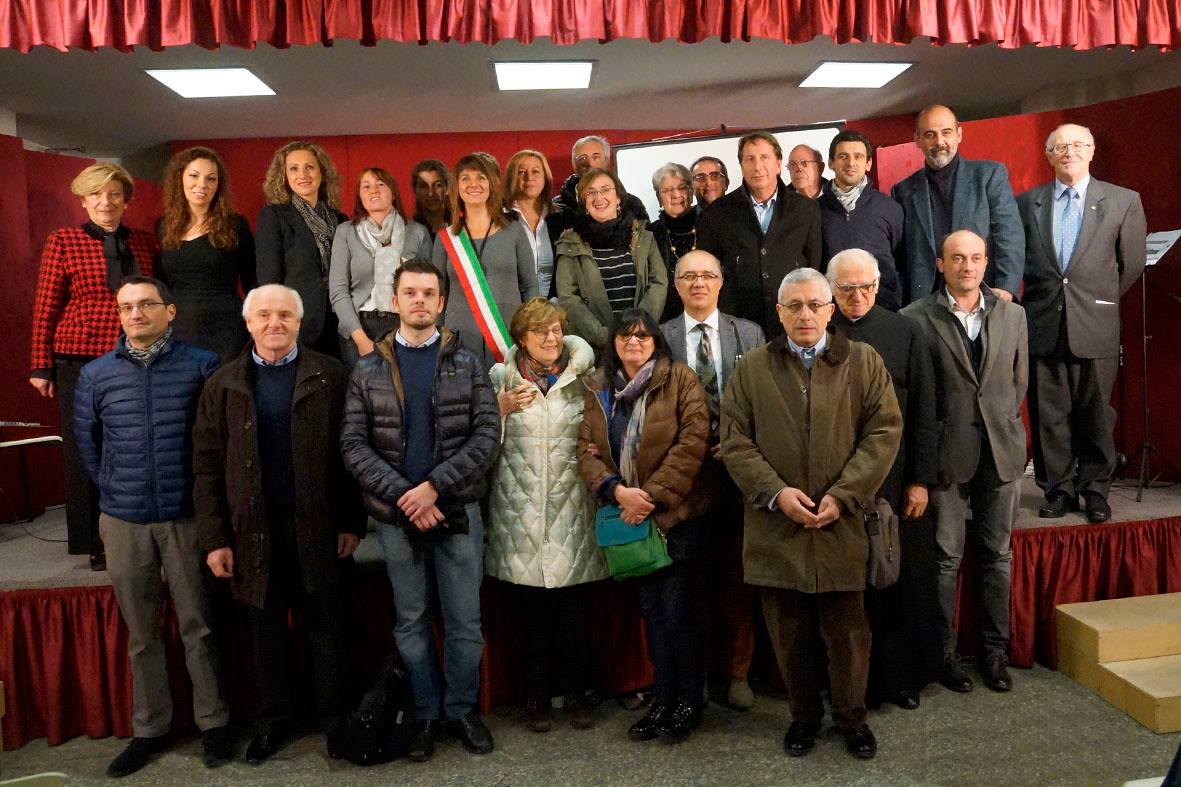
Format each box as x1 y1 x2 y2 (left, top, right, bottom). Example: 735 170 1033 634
28 162 158 571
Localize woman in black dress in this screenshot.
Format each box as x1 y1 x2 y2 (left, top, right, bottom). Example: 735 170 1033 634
157 146 255 362
647 163 699 322
256 141 347 358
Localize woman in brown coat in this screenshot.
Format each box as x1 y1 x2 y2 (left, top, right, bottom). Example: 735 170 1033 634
577 308 710 744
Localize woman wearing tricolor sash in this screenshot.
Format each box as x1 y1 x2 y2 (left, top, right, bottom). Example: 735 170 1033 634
433 153 539 369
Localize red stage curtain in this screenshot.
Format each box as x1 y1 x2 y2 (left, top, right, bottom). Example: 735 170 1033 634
1009 516 1181 669
2 0 1178 53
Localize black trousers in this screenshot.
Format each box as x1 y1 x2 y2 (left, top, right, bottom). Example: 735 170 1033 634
55 357 101 555
247 523 347 730
634 551 701 706
513 583 593 702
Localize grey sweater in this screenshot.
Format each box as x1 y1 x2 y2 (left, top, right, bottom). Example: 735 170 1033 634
328 218 432 337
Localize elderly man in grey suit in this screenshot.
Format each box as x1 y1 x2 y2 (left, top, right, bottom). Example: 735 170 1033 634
1018 123 1147 524
660 249 764 711
892 105 1025 305
902 229 1028 695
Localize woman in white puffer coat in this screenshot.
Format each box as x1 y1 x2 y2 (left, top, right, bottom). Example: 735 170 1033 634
487 297 609 734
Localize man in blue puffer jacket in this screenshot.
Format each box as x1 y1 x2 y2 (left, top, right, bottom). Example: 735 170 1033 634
74 276 229 778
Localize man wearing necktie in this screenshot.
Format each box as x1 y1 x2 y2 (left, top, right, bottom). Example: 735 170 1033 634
1018 124 1147 523
660 250 765 711
721 267 901 760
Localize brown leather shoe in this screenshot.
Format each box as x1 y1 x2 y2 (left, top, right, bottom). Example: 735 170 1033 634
525 699 552 733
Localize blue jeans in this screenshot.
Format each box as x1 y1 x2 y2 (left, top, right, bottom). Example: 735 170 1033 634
376 504 485 720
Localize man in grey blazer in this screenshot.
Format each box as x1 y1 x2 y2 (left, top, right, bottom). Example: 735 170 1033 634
892 105 1025 305
902 230 1028 695
1018 124 1147 523
660 249 765 712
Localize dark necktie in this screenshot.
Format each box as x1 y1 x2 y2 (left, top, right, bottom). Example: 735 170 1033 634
693 323 720 429
800 346 816 373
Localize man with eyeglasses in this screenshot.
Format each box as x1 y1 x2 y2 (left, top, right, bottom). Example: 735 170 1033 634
75 276 231 777
721 267 901 760
892 104 1025 305
553 134 648 220
659 250 765 711
697 131 823 340
1017 123 1146 523
690 156 730 206
817 130 904 310
786 145 827 200
902 229 1028 695
827 249 941 712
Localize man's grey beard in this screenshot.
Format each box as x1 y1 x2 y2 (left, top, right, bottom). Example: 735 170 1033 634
926 149 954 170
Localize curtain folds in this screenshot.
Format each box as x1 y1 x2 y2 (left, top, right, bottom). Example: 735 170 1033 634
1 0 1178 53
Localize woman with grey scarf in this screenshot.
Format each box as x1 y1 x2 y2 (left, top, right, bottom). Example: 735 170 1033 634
329 167 433 366
256 141 349 358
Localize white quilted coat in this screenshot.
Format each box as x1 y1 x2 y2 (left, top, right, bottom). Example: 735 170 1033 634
486 335 610 587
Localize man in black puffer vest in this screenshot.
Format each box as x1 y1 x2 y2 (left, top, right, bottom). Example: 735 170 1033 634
76 276 229 778
341 259 500 763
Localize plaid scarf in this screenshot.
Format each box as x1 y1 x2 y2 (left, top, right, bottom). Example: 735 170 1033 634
517 346 569 395
614 359 655 486
125 326 172 365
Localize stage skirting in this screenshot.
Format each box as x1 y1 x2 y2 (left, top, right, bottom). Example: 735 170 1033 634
4 516 1181 750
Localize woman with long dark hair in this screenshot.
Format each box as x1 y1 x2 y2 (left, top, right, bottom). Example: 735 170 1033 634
328 166 431 367
256 141 347 357
432 152 538 369
157 146 255 363
577 308 710 743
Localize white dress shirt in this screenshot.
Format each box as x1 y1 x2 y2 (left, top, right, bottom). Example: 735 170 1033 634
683 309 723 384
946 287 986 341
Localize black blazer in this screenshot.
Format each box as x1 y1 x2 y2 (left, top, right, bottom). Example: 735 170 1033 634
696 178 822 339
256 202 348 345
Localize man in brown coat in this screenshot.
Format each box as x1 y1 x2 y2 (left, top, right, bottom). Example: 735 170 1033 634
721 267 901 760
194 283 364 765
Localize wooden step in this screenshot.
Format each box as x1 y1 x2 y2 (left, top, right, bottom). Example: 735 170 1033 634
1056 593 1181 691
1099 654 1181 734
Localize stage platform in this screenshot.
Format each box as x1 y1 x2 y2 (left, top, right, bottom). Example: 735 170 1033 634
2 477 1180 750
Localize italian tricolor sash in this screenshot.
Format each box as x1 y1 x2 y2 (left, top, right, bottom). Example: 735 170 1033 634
439 227 511 362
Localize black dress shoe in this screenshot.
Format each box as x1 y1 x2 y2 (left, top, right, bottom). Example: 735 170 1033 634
89 551 107 571
893 689 920 710
627 703 668 742
407 719 440 762
1082 492 1112 524
939 656 974 693
843 724 877 759
783 720 820 757
201 726 234 768
244 726 288 765
447 710 494 754
107 735 169 777
1039 493 1078 518
657 702 702 743
982 652 1013 692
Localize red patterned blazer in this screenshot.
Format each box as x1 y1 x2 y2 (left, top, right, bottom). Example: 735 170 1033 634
29 227 158 372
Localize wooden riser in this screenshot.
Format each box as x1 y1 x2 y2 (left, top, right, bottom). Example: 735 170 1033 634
1099 655 1181 734
1056 593 1181 665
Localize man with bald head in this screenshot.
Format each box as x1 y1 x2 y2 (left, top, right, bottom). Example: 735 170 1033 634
786 145 827 200
892 105 1025 305
660 250 765 710
902 230 1028 695
1018 123 1146 523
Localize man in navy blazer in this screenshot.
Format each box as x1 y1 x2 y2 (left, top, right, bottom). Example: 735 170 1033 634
892 105 1025 305
1018 123 1147 523
659 249 765 713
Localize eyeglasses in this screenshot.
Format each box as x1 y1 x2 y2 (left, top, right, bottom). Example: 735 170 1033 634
787 160 822 171
1049 142 1093 155
527 326 564 339
118 301 166 315
834 281 878 296
618 332 654 343
676 272 721 283
779 300 832 315
584 186 616 199
659 185 691 196
692 172 725 183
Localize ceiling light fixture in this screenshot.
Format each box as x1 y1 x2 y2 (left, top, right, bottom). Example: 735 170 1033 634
145 68 275 98
494 61 594 91
799 61 912 89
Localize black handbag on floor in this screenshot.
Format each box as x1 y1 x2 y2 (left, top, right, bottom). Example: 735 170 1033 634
336 653 414 766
